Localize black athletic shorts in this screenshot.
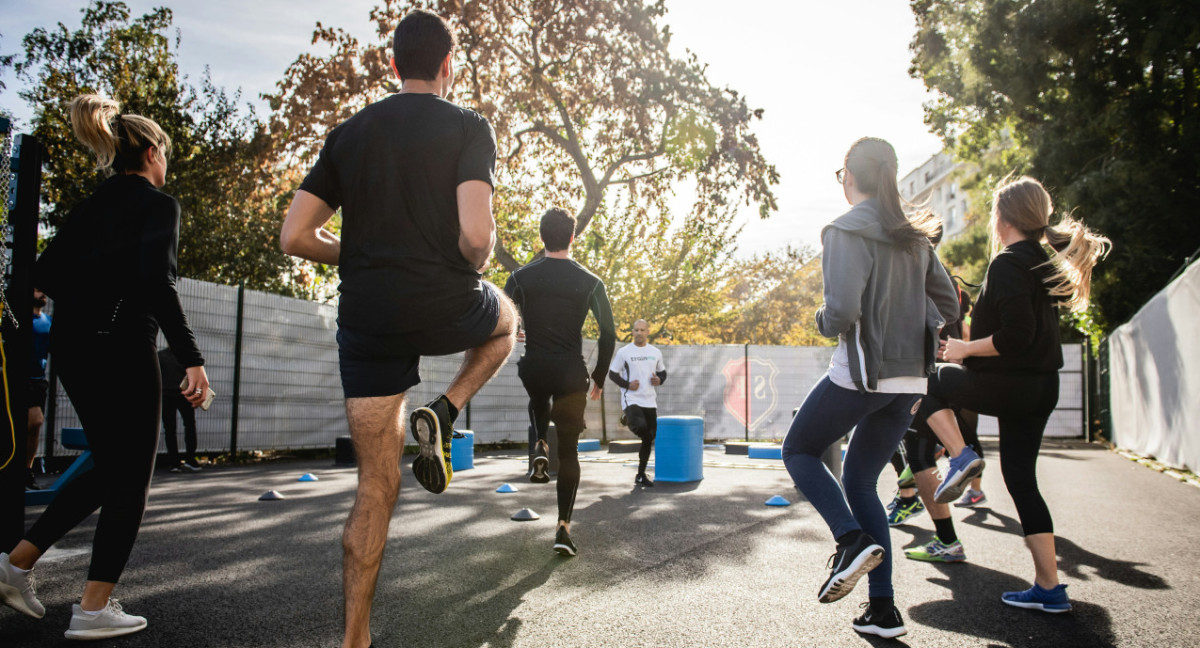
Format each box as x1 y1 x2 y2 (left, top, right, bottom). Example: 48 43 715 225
28 378 49 411
338 281 502 398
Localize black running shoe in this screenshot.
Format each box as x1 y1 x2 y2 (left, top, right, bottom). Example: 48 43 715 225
530 439 550 483
852 602 908 638
817 533 885 603
411 398 453 494
635 473 654 487
553 527 577 557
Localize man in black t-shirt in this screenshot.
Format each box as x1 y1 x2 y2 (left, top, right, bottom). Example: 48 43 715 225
280 10 516 648
504 208 615 557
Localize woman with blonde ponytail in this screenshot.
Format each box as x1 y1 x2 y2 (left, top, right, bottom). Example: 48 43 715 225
915 175 1109 614
0 95 209 639
780 137 960 639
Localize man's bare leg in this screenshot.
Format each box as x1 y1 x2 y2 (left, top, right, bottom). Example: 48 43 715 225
26 406 44 471
913 467 951 520
444 292 518 409
342 394 406 648
926 408 967 458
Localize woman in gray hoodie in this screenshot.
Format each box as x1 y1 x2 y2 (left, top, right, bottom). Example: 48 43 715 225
781 137 959 639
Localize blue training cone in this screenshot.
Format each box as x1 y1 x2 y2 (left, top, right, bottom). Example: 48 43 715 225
298 473 319 482
765 495 791 507
496 483 518 493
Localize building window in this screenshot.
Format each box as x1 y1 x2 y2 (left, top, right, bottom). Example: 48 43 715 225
948 206 956 227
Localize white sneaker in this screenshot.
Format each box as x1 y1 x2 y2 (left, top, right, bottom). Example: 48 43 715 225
64 598 147 640
0 551 45 618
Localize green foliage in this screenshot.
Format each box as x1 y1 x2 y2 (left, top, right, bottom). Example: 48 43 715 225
5 1 303 295
910 0 1200 332
267 0 780 338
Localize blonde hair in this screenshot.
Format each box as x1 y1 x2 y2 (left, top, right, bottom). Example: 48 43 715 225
991 176 1111 312
69 94 172 175
845 137 941 251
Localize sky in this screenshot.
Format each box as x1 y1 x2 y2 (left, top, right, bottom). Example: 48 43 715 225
0 0 945 255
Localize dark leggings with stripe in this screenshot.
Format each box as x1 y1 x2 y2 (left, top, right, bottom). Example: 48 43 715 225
519 353 589 523
25 335 161 583
917 363 1059 535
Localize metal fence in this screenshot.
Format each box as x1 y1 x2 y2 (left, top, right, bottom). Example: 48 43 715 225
40 278 1088 458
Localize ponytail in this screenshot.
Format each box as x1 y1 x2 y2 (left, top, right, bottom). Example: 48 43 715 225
69 94 171 175
845 137 940 251
1041 215 1111 312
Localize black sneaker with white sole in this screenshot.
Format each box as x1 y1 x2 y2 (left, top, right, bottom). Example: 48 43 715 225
852 602 908 639
530 439 550 483
410 398 454 494
817 533 885 603
635 473 654 487
553 527 577 557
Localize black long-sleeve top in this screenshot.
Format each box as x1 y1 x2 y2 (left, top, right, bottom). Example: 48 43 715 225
35 174 204 367
503 256 615 385
965 239 1062 374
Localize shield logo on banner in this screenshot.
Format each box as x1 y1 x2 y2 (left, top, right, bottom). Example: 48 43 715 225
722 357 780 431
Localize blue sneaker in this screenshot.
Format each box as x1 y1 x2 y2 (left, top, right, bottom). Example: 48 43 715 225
1002 583 1072 613
934 447 984 504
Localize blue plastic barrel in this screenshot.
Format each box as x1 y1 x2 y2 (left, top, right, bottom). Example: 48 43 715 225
451 430 475 471
654 416 704 482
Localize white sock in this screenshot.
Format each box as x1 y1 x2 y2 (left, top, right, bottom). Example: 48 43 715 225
80 604 105 615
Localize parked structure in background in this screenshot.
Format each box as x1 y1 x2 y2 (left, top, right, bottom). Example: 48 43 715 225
900 152 973 240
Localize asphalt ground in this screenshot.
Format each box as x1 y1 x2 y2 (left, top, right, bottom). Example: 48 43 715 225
5 438 1199 647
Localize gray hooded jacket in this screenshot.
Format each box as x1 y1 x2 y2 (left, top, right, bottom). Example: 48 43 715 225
816 199 960 393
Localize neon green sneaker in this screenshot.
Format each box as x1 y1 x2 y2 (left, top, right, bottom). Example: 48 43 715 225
905 537 966 562
896 465 916 489
887 498 925 527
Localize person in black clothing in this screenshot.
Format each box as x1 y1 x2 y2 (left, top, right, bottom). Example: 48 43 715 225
916 176 1109 613
504 208 615 557
158 348 200 472
0 94 209 639
279 10 516 648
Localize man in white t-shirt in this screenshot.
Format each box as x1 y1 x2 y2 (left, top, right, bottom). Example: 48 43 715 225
607 319 667 486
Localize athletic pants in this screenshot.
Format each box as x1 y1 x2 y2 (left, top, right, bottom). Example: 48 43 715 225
782 376 921 599
918 363 1059 536
906 408 982 474
624 405 657 474
25 334 161 583
517 352 589 523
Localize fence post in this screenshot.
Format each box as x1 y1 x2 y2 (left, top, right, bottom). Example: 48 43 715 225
2 130 41 550
744 343 750 441
1081 341 1090 443
229 281 245 457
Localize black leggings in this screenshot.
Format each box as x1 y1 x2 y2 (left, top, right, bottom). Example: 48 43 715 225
518 354 589 523
624 405 657 474
917 363 1059 536
25 336 161 583
906 408 983 474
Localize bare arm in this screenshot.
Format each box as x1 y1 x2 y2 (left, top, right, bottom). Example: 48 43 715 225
457 180 495 271
280 190 340 265
941 335 1000 364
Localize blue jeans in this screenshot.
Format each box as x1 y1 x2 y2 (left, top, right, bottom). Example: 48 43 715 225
782 376 922 598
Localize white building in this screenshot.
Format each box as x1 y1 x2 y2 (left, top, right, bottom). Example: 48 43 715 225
900 151 971 240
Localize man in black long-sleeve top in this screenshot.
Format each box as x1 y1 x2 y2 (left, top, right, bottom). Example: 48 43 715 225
503 207 616 557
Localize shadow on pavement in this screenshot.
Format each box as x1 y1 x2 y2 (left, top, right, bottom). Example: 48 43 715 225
959 507 1025 536
1056 536 1167 590
907 562 1117 647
